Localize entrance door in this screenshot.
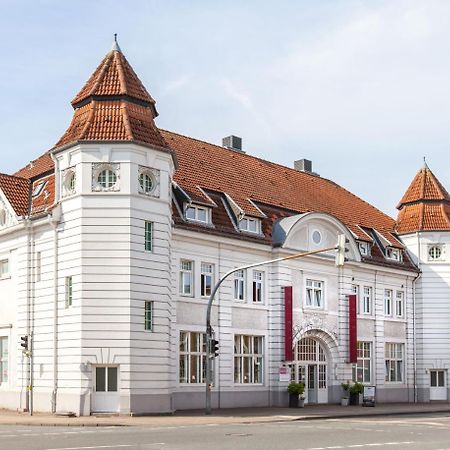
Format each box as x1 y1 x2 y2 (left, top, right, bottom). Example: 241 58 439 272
430 370 447 401
92 366 120 413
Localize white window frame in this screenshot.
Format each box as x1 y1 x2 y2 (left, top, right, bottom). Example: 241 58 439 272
386 247 402 262
385 343 404 383
200 263 214 298
144 301 153 331
252 270 264 303
180 260 194 296
305 279 324 309
238 217 261 234
234 335 264 384
352 341 372 384
234 270 246 301
395 291 404 318
358 241 370 256
144 221 153 252
185 204 210 224
179 331 207 384
361 286 372 315
384 289 393 316
65 276 73 308
0 259 9 279
0 336 8 386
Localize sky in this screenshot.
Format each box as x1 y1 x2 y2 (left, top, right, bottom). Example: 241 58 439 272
0 0 449 217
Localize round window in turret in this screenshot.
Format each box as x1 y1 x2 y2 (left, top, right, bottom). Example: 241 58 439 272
139 172 154 194
63 169 76 196
98 169 117 189
428 245 443 261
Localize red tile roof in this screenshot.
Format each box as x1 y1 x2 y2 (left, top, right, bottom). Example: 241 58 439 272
396 166 450 233
0 172 30 216
14 153 54 179
163 129 401 247
72 49 156 112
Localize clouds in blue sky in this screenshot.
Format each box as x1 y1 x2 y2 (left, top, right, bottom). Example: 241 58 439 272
0 0 449 216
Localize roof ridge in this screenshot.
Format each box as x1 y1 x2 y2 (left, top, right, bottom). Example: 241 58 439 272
0 172 29 182
161 128 396 224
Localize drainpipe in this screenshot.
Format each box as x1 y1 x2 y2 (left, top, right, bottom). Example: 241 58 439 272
49 152 61 414
25 218 32 413
412 232 422 403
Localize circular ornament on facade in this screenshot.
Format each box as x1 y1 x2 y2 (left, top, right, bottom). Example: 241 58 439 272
139 171 154 194
64 169 76 195
312 230 322 245
428 245 442 261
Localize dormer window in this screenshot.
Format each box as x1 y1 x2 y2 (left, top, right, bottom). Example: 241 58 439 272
185 204 210 224
358 241 370 256
239 216 261 234
386 247 402 262
32 181 47 197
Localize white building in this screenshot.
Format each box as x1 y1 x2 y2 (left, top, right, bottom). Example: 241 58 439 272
0 40 447 415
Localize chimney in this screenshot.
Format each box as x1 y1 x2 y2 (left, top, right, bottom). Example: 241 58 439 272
222 135 244 153
294 159 313 173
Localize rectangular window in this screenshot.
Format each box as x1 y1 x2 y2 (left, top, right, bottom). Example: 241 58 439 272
358 242 370 256
234 335 263 384
200 263 214 298
395 291 404 318
306 279 324 308
36 252 41 282
0 259 9 278
0 337 8 385
252 271 264 303
386 247 402 261
384 289 393 316
185 205 209 223
385 343 404 382
95 366 118 392
351 284 359 312
361 286 372 315
65 276 73 308
238 217 260 233
234 270 245 301
179 260 193 296
352 341 371 383
179 331 207 383
144 301 153 331
144 221 153 252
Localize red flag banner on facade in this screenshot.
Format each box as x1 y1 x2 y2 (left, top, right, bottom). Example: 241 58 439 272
284 286 293 361
348 294 357 363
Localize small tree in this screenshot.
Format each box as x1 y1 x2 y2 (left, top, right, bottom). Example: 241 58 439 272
287 382 305 396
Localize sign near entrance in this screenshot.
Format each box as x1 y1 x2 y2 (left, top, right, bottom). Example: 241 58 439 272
362 385 376 407
279 366 290 382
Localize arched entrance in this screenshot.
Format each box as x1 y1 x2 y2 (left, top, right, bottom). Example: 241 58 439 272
289 337 329 404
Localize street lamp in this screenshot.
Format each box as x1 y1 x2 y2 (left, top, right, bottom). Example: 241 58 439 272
205 234 347 414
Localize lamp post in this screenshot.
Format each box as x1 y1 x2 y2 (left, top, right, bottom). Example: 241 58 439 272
205 235 346 414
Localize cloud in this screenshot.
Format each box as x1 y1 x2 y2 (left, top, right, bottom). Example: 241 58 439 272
161 73 193 96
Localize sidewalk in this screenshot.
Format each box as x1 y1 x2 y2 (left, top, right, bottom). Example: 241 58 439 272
1 403 450 427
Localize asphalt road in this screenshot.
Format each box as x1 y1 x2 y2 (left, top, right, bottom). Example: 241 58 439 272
2 413 450 450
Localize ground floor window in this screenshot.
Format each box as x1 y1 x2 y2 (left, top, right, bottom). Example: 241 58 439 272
385 343 404 382
95 366 118 392
352 341 371 383
179 331 207 384
234 335 263 384
0 337 8 384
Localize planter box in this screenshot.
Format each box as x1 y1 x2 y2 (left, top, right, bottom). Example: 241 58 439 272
289 394 299 408
349 392 360 406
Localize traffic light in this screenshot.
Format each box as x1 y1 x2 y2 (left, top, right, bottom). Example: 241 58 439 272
335 234 349 267
211 339 219 358
20 335 29 351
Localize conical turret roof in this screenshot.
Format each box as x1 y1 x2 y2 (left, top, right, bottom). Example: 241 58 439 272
54 37 168 151
396 164 450 234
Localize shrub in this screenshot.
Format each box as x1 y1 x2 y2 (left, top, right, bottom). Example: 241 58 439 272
287 382 305 396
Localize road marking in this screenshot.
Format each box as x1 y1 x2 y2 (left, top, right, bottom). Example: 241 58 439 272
46 445 135 450
299 442 416 450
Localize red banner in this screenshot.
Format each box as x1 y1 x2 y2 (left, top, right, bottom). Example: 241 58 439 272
348 294 357 363
284 286 293 361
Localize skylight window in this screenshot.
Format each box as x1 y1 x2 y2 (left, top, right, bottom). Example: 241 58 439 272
32 181 47 197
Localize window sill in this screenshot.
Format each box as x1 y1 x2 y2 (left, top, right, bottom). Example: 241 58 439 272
0 276 11 281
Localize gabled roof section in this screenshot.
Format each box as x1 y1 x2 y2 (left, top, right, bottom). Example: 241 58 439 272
396 165 450 234
14 153 54 179
0 173 30 216
162 129 400 247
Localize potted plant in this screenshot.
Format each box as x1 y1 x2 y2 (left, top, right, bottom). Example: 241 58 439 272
349 382 364 406
287 382 305 408
341 382 350 406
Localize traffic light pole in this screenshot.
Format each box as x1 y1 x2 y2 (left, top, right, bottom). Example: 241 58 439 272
205 242 340 415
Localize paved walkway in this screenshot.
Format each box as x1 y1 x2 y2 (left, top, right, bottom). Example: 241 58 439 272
1 403 450 427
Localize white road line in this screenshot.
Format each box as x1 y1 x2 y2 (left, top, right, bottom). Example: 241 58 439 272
46 445 135 450
0 435 18 438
